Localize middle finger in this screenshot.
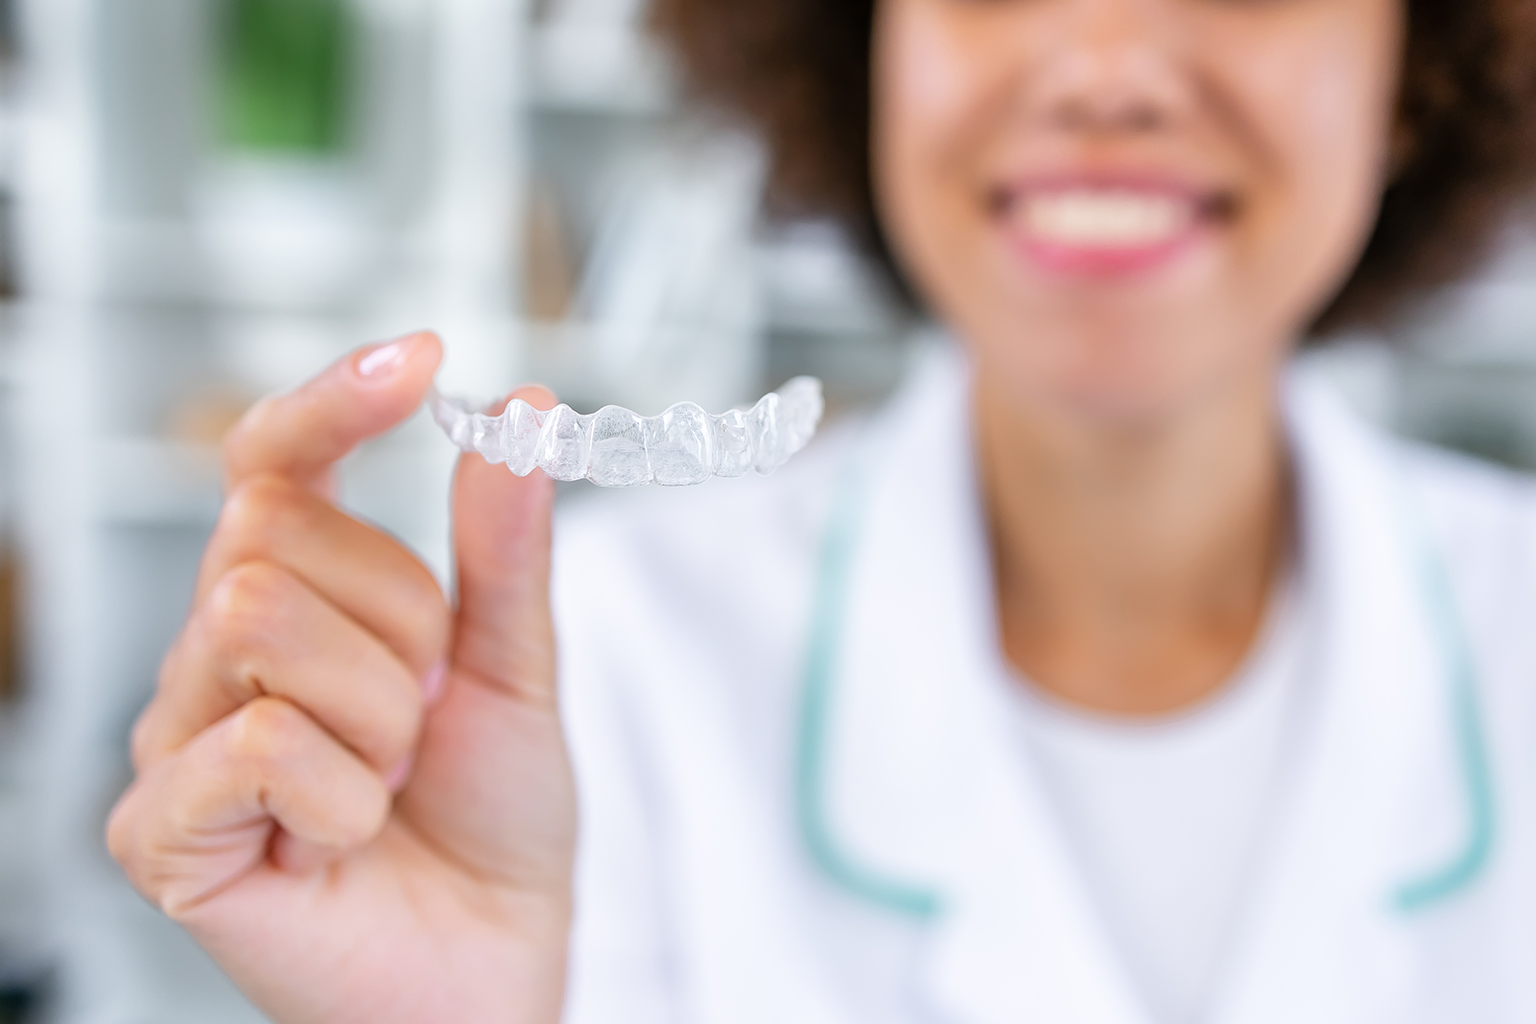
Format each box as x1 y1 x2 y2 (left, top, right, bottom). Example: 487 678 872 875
138 561 423 775
195 473 450 678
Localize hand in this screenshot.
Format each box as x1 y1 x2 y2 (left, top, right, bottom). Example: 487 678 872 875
108 333 575 1024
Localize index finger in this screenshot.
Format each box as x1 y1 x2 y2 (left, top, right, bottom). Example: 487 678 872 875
223 332 443 492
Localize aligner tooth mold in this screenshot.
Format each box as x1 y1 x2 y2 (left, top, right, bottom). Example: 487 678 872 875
429 377 825 487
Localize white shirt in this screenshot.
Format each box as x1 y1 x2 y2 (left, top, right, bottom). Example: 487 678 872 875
1012 578 1307 1024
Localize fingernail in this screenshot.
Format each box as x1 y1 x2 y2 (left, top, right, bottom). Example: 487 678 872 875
385 753 415 793
422 660 448 707
357 337 413 379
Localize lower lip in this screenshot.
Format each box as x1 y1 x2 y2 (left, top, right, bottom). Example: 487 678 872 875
1006 222 1207 278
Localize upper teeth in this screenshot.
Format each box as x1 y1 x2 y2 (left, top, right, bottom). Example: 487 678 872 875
1022 190 1193 247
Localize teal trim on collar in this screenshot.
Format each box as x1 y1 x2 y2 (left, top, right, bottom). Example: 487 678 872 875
795 458 944 921
1392 507 1496 913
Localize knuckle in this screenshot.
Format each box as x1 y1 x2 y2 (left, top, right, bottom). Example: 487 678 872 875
105 788 176 910
128 706 160 773
225 697 306 769
104 792 138 867
221 395 279 475
216 474 306 555
198 567 290 702
204 561 294 648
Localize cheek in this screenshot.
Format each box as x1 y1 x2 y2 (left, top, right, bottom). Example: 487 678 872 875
1228 10 1401 306
876 4 971 133
873 1 997 254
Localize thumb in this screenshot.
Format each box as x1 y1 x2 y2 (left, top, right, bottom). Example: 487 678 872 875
448 387 559 703
399 388 573 890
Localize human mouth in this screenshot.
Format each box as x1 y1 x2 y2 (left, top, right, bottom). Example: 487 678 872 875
995 181 1224 276
1023 188 1193 247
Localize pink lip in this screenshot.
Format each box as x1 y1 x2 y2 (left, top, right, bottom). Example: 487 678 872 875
994 175 1220 279
1019 234 1201 276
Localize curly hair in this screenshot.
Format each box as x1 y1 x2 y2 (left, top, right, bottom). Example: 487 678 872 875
653 0 1536 333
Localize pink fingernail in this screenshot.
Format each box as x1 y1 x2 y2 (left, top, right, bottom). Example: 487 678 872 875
386 753 415 792
357 338 411 379
422 660 448 706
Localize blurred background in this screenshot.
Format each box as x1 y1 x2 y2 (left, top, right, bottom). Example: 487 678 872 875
0 1 1532 1021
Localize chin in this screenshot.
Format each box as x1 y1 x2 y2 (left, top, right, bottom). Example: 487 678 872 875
973 315 1262 428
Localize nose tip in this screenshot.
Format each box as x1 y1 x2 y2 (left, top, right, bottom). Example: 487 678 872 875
1053 66 1170 132
1031 9 1189 136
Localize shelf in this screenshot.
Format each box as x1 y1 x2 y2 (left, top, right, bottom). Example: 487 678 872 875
88 209 389 313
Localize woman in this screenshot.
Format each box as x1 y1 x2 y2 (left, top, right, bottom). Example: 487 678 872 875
107 0 1536 1021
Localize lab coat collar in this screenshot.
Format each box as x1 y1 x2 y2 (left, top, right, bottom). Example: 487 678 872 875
820 348 1471 1024
1207 369 1464 1024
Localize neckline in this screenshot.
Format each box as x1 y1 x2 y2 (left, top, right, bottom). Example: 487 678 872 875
1008 566 1306 745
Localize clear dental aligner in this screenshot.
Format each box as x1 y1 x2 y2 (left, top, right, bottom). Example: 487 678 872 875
429 377 824 487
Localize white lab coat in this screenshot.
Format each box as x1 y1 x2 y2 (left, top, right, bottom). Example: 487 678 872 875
550 344 1536 1024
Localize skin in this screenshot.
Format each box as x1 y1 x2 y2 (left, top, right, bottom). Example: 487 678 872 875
109 333 573 1024
873 0 1404 712
107 0 1407 1018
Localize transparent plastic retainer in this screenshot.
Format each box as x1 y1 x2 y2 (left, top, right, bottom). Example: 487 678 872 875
429 377 824 487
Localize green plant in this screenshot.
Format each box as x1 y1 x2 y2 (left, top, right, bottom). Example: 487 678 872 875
218 0 355 154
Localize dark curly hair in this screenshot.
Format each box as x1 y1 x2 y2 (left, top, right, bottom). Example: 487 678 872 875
654 0 1536 333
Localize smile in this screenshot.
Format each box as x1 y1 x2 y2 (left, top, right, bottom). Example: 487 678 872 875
995 181 1225 277
1022 189 1193 247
